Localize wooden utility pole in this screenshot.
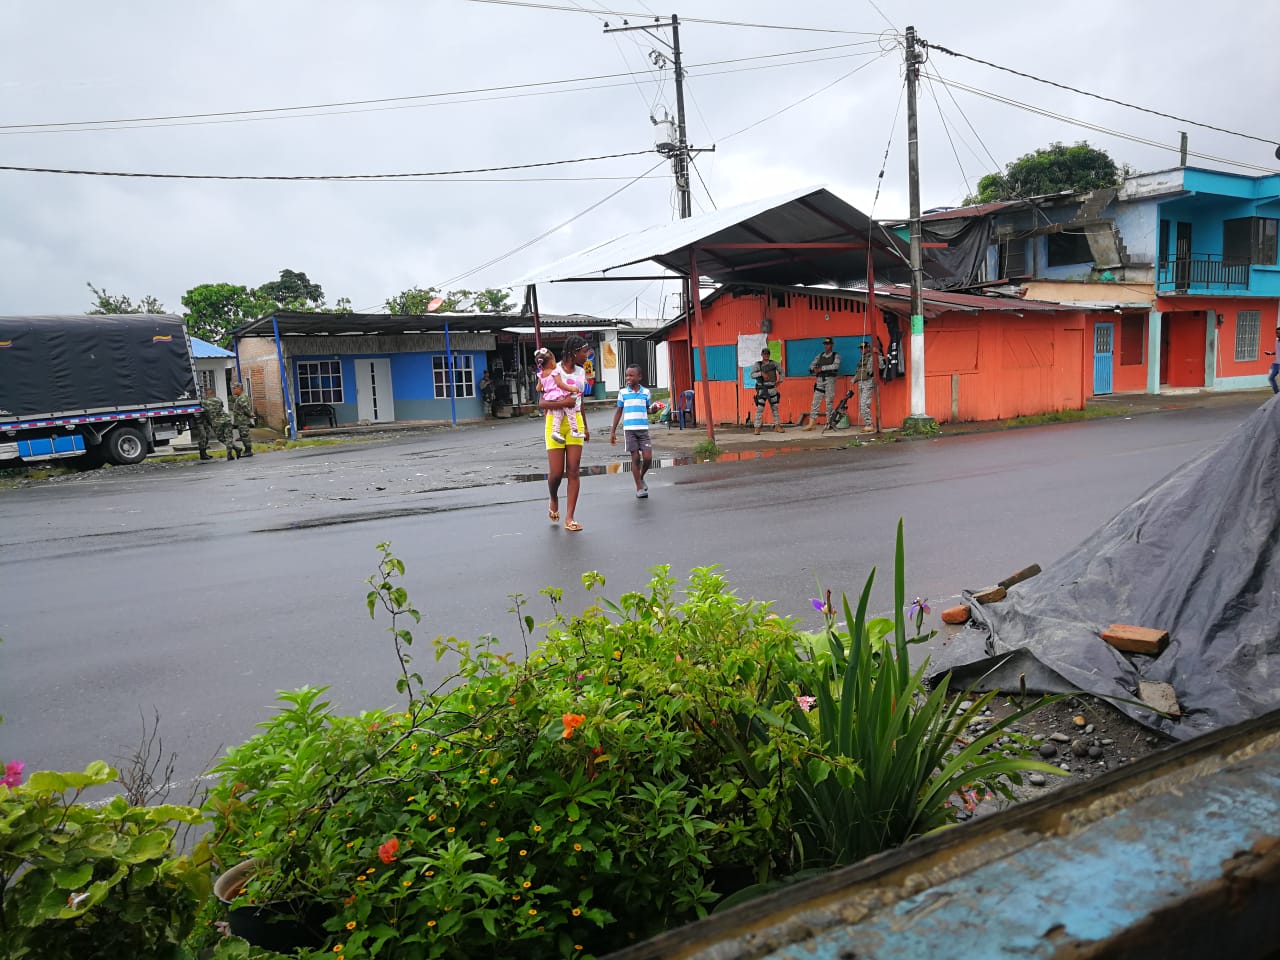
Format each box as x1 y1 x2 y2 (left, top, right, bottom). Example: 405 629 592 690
903 25 936 431
604 14 715 440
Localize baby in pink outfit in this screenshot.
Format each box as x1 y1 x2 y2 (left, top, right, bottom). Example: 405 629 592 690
535 347 585 439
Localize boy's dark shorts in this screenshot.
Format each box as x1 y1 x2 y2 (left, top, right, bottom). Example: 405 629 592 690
624 429 652 453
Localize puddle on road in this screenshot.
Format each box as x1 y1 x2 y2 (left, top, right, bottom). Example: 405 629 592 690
508 446 832 482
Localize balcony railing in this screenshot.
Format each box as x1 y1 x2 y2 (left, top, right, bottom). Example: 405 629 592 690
1157 253 1250 291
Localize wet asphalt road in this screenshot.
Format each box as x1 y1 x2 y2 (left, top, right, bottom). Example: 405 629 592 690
0 399 1258 789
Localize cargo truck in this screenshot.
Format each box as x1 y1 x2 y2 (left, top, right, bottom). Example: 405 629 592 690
0 313 203 467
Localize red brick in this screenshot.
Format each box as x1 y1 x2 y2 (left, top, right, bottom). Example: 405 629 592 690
1101 624 1169 656
941 604 970 624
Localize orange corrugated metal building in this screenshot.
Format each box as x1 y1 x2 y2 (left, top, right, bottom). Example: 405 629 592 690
662 285 1106 429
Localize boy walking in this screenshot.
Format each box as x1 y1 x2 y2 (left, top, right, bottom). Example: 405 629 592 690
610 364 654 498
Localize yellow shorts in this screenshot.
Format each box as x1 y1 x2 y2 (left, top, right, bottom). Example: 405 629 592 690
544 412 585 449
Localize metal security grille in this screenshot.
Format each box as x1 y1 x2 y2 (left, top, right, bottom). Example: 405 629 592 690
1236 310 1261 361
433 354 475 399
1094 324 1113 354
297 360 343 403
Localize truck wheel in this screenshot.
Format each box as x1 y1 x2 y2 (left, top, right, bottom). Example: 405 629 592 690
103 426 148 465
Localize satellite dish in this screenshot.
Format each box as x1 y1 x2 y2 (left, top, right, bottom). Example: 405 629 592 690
1274 144 1280 161
427 297 445 312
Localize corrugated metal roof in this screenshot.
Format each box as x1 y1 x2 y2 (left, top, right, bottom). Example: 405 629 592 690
232 311 631 338
509 186 923 288
190 335 234 358
865 283 1095 315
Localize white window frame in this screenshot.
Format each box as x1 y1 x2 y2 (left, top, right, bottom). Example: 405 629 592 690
1236 310 1261 362
297 360 344 404
432 354 475 399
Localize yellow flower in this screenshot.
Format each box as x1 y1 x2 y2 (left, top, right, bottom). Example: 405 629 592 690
424 870 435 877
496 837 505 843
575 946 584 952
332 946 343 954
528 909 537 916
367 867 375 873
480 821 488 827
512 894 521 901
406 795 415 802
409 743 418 751
573 843 582 852
346 842 354 848
572 908 582 917
428 920 437 928
403 880 412 888
532 825 542 833
356 875 366 882
519 849 527 856
522 881 531 889
489 777 499 785
346 921 357 930
446 827 455 834
428 814 437 822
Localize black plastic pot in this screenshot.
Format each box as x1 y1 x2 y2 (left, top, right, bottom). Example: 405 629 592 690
213 860 330 954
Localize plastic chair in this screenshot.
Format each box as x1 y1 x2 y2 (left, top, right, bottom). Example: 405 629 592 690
675 389 695 430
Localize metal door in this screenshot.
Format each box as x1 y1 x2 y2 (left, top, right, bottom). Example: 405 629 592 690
1093 322 1114 395
356 358 395 422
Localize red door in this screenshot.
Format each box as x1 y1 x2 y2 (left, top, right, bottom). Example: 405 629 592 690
1163 312 1206 387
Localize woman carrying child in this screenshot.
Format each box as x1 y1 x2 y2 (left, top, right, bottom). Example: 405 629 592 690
537 336 591 532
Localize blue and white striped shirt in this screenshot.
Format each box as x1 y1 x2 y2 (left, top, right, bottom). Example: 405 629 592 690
616 385 652 431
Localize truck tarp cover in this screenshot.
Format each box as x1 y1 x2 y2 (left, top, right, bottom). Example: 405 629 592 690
0 314 197 420
937 397 1280 741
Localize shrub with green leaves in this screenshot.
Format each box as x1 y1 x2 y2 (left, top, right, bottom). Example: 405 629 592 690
203 534 1060 958
0 761 207 960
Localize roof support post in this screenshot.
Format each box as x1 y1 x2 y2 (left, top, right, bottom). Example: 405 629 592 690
271 315 297 440
529 284 544 350
689 247 716 443
443 320 458 427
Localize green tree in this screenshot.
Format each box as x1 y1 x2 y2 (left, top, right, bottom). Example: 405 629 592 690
384 286 513 314
85 282 165 315
968 142 1120 203
257 268 325 309
180 283 273 346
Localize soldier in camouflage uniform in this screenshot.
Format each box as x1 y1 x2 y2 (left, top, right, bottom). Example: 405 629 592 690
229 383 255 458
193 390 237 461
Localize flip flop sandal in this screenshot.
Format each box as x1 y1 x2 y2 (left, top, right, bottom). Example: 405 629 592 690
564 520 583 532
549 507 560 522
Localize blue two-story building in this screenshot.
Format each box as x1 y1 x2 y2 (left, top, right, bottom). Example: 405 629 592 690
912 166 1280 397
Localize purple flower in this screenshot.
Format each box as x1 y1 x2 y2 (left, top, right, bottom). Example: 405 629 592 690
2 761 23 788
810 598 826 612
795 695 816 713
908 597 931 619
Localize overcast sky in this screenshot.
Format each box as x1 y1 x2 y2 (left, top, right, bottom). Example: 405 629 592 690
3 0 1276 321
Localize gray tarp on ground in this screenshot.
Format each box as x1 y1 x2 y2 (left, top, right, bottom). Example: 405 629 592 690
933 396 1280 740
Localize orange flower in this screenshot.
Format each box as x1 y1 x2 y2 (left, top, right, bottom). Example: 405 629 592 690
378 838 400 864
562 713 586 739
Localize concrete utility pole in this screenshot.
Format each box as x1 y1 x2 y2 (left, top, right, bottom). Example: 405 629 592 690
902 26 936 432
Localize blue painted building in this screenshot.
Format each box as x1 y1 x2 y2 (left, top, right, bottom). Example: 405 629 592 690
232 311 632 435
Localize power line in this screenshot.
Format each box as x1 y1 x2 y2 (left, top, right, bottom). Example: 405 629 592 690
924 40 1279 148
690 156 716 210
922 73 974 201
928 73 1280 175
460 0 884 34
0 45 880 136
0 150 655 181
380 159 665 305
719 51 891 143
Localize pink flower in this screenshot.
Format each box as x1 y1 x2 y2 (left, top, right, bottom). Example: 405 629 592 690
378 838 400 864
795 696 816 713
2 761 24 788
